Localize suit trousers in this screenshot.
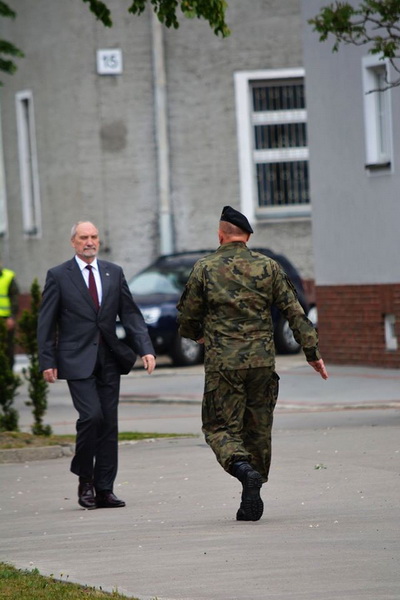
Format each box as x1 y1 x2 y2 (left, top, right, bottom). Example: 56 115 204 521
68 344 121 492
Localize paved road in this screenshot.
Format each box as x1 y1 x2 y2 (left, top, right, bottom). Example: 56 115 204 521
1 354 399 600
12 353 400 436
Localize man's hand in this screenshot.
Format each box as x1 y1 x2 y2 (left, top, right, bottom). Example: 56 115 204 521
308 359 328 380
141 354 156 374
43 368 58 383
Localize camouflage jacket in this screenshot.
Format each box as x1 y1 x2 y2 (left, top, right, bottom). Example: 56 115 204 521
177 242 320 372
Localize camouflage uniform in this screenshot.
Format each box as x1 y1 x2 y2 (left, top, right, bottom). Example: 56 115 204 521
177 242 320 482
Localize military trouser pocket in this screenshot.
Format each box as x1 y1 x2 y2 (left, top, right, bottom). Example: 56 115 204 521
202 373 220 430
268 371 280 411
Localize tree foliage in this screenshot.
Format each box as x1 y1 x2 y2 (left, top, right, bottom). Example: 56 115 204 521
0 318 20 432
0 0 229 84
18 279 51 437
0 1 24 84
83 0 230 36
309 1 400 90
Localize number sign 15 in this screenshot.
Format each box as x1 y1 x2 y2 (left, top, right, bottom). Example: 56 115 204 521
97 49 123 75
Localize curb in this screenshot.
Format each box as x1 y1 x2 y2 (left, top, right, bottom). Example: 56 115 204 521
0 444 74 464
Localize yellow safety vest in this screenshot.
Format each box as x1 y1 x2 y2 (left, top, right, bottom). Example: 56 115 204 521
0 268 15 317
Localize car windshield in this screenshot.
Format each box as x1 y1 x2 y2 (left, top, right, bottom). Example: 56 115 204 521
128 267 193 296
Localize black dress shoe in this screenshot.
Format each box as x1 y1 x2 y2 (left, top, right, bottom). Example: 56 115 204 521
95 491 126 508
78 481 97 510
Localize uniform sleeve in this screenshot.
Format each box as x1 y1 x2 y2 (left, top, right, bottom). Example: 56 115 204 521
176 262 205 341
271 262 321 362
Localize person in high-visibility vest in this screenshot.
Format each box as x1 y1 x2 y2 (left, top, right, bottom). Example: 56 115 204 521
0 264 19 369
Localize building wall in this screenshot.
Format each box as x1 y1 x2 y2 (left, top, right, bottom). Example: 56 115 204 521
0 0 314 295
164 0 313 269
0 0 158 288
302 0 400 365
317 284 400 368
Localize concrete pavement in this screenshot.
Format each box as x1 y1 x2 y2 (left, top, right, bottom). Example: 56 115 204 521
11 353 400 437
1 355 399 599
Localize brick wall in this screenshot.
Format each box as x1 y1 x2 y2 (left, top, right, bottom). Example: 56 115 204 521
316 283 400 368
303 279 316 306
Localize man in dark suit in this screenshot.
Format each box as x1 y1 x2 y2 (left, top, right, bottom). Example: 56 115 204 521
38 221 156 509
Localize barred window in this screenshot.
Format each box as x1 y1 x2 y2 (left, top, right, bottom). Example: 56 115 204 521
235 69 310 219
256 161 309 207
251 79 309 210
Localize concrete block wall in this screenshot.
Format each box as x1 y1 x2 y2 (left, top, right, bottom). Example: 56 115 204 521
0 0 315 294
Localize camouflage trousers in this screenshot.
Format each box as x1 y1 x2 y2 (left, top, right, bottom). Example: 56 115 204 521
202 368 279 483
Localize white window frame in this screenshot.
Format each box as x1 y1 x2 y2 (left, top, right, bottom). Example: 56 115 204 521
234 68 311 222
384 314 398 351
0 98 8 237
15 90 42 237
362 56 393 173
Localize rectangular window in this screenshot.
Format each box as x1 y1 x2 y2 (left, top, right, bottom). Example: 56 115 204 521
234 69 310 221
15 90 42 236
362 57 393 171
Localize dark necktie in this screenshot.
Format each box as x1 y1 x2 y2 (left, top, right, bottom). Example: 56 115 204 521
86 265 99 310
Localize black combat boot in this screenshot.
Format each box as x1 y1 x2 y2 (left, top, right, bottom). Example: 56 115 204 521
232 461 263 521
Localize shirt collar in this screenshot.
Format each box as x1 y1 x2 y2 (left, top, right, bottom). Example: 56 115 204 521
75 255 99 272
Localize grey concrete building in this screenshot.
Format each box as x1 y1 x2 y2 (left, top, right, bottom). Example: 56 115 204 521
0 0 314 300
302 0 400 367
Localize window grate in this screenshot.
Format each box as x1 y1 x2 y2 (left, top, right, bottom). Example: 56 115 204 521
253 83 305 112
256 161 309 207
251 79 309 209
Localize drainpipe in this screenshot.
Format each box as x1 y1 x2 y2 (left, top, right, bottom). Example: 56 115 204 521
151 11 174 255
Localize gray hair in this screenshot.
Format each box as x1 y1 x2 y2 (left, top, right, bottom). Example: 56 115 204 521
70 221 98 239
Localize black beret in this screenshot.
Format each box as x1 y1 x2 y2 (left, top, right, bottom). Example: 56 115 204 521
220 205 253 234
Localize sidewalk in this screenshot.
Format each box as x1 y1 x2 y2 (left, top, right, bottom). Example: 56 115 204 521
1 355 399 599
0 419 399 599
7 353 400 439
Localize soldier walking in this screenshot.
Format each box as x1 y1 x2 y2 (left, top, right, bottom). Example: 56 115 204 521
177 205 328 521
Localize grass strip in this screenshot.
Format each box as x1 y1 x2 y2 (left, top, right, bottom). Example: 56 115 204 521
0 431 196 450
0 562 140 599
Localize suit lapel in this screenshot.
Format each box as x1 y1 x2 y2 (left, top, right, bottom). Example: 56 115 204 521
98 260 111 312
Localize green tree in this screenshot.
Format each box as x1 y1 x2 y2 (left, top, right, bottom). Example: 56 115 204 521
0 318 20 431
309 1 400 90
0 0 229 83
84 0 230 36
0 1 24 83
18 279 51 436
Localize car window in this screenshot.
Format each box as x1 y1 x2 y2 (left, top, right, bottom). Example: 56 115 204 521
128 271 182 295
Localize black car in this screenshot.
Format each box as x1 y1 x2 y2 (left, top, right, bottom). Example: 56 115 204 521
118 249 311 366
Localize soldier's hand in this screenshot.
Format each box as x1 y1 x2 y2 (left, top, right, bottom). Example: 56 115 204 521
308 359 328 380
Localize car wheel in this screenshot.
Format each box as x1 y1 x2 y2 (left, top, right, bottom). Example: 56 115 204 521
170 334 204 366
274 316 301 355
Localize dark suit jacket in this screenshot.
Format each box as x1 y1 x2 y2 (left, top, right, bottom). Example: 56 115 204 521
37 258 155 379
